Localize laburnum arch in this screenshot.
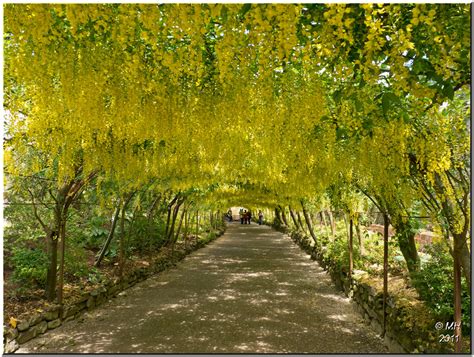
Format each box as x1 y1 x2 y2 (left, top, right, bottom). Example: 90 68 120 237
4 3 470 351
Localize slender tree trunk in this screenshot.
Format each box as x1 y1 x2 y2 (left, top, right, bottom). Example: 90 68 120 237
172 208 186 252
57 216 67 305
355 219 364 255
279 206 289 226
343 213 349 238
327 210 336 239
167 198 183 245
301 201 317 244
195 210 199 241
288 206 299 229
95 200 122 267
392 217 420 276
165 194 179 239
296 211 306 232
274 207 283 226
319 211 324 228
184 210 190 250
146 195 161 260
46 231 58 301
56 181 70 306
382 213 389 337
453 249 463 353
349 218 353 283
119 203 126 279
454 233 471 292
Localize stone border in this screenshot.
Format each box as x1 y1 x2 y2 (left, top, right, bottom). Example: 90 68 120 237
284 229 452 354
3 228 225 353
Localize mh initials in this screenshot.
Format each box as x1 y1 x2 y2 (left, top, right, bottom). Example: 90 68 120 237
445 322 462 330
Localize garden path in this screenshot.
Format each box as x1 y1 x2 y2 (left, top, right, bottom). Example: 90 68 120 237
17 223 387 353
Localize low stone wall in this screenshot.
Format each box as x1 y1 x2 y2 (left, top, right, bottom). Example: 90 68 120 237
3 228 225 353
287 230 451 354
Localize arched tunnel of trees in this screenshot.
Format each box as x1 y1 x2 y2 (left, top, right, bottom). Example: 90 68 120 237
3 3 471 354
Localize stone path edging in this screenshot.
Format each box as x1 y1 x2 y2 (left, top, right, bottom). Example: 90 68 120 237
3 228 225 353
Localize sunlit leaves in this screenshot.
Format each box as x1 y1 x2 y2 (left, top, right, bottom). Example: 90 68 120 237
3 3 470 213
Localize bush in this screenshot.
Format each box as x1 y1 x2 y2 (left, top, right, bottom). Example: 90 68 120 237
83 215 109 250
64 244 90 280
413 243 471 335
11 248 49 288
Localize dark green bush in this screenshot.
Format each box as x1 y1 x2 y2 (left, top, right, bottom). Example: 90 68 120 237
413 243 471 335
64 243 90 280
11 248 49 288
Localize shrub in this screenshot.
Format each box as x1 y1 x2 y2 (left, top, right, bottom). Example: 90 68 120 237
413 243 471 335
11 248 49 288
64 244 90 280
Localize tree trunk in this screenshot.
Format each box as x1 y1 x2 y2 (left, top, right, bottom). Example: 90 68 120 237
301 201 317 244
453 249 463 353
434 172 471 290
166 198 183 246
296 211 305 232
279 206 289 226
165 194 179 239
55 183 69 306
382 213 389 337
327 210 335 239
392 218 420 276
119 203 126 278
343 213 349 237
288 206 299 229
274 207 283 226
184 210 190 250
57 216 67 305
172 208 186 251
217 210 221 227
196 210 199 239
348 218 353 283
146 195 161 260
454 233 471 292
95 200 122 267
45 231 58 301
355 219 364 255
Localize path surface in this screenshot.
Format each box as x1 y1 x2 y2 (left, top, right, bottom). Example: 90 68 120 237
18 223 387 353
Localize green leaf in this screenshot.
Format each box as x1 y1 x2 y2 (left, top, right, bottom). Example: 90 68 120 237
442 82 454 100
381 92 400 116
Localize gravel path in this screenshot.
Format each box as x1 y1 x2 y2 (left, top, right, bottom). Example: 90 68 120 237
17 223 387 353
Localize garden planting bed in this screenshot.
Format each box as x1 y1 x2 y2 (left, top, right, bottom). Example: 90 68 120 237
3 228 225 353
286 229 468 354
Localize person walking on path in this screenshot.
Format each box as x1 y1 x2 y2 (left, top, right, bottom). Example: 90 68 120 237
240 208 244 224
258 210 264 225
247 210 252 224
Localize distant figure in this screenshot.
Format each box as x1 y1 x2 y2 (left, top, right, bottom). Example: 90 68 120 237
227 209 233 222
258 210 263 225
243 210 248 224
240 208 244 224
247 210 252 224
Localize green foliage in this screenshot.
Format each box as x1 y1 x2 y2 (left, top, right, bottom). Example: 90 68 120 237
86 267 106 285
11 248 49 288
324 233 351 271
82 215 109 250
199 231 217 245
413 243 471 335
64 243 90 280
128 216 166 253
